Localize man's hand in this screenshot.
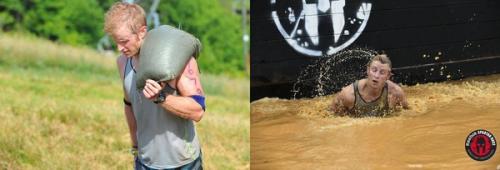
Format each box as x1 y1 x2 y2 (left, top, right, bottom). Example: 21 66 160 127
143 79 174 100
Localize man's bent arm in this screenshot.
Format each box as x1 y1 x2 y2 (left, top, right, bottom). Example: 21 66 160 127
158 58 205 122
332 91 349 116
392 83 410 110
398 92 410 109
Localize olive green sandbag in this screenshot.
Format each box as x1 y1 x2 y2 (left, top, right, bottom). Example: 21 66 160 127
136 25 201 90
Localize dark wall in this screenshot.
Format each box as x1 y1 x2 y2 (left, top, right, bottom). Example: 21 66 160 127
251 0 500 101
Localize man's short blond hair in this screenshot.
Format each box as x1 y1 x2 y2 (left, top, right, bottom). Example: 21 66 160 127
104 2 146 35
367 54 392 69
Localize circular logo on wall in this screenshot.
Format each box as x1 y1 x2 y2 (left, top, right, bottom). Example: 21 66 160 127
270 0 372 57
465 129 496 161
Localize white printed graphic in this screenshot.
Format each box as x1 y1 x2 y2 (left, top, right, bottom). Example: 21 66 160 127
271 0 372 57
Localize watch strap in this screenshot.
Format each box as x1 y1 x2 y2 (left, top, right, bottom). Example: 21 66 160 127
153 84 175 104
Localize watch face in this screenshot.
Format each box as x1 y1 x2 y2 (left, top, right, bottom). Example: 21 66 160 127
164 84 176 94
155 90 166 104
159 92 165 100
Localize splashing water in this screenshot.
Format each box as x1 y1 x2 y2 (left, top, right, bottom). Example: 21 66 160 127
292 48 377 99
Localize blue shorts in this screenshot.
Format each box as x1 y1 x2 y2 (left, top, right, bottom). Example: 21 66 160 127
135 152 203 170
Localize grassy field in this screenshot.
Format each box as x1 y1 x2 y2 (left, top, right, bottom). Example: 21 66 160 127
0 32 249 169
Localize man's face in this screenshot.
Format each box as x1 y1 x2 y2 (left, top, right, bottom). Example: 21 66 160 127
366 61 391 89
111 25 143 57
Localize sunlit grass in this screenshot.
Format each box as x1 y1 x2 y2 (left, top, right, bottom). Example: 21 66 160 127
0 32 249 169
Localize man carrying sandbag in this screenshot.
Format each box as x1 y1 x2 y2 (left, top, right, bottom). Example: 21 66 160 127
104 2 205 169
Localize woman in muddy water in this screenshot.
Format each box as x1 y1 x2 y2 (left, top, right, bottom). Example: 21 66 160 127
332 54 409 117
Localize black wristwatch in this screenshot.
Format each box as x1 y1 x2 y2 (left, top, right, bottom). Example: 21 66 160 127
153 84 175 104
153 90 167 104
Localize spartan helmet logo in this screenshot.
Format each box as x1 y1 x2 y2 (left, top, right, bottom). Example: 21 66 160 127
271 0 372 57
465 130 497 161
476 136 486 155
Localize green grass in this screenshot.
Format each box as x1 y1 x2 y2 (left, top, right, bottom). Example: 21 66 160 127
0 32 249 169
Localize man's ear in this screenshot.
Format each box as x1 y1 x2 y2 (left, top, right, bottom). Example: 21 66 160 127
138 25 147 40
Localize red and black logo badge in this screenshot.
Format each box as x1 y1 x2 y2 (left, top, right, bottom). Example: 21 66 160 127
465 129 496 161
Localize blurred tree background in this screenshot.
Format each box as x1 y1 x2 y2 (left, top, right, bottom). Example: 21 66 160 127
0 0 249 77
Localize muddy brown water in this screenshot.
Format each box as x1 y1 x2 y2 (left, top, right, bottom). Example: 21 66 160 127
251 74 500 169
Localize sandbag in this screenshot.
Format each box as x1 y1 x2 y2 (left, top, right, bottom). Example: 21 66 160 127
136 25 201 90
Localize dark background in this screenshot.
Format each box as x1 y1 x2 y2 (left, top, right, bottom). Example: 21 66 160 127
251 0 500 101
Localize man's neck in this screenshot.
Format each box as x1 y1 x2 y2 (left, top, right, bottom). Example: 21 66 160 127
132 55 139 60
361 79 383 98
131 55 139 70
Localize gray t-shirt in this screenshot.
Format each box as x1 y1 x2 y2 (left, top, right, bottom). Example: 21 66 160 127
123 57 200 169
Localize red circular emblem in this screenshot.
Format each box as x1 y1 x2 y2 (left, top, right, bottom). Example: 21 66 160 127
465 129 496 161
